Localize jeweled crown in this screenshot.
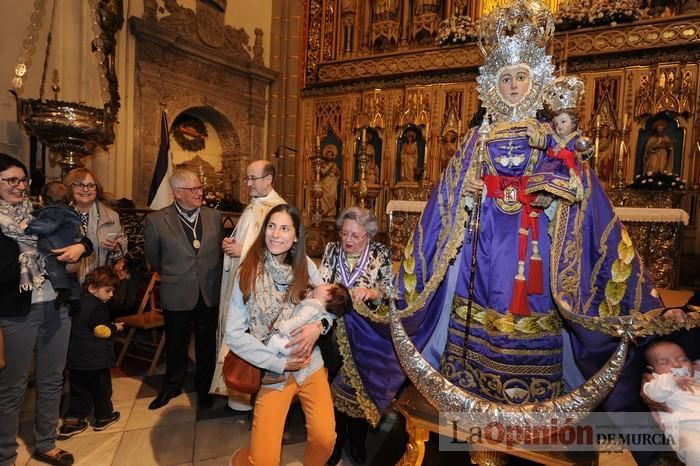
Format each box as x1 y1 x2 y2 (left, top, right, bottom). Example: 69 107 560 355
543 76 585 112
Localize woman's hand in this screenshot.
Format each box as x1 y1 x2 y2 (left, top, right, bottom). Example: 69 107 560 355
286 322 323 358
641 373 672 413
222 237 242 258
53 243 87 263
284 354 311 372
353 287 379 303
99 236 119 250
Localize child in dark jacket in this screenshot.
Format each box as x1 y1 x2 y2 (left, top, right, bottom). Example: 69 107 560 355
23 181 83 311
58 266 124 439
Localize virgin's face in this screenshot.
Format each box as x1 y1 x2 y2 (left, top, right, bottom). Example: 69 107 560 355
339 219 369 254
71 173 98 208
265 211 297 261
497 65 532 105
0 166 29 204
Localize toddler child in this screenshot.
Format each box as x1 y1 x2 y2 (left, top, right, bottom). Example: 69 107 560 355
24 181 82 311
58 266 124 439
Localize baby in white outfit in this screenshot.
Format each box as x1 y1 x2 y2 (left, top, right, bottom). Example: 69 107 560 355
643 341 700 465
263 283 352 384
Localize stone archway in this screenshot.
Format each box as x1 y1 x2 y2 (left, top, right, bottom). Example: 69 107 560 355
171 106 242 202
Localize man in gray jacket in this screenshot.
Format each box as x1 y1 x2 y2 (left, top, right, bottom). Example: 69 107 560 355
144 169 223 409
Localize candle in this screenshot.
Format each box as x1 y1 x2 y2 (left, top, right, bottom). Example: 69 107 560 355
316 135 321 148
362 127 367 143
622 113 628 132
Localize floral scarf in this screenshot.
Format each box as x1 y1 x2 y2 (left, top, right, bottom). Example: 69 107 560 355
0 198 46 291
246 250 295 342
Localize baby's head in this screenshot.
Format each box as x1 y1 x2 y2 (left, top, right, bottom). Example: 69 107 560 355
84 266 119 303
645 341 694 377
40 181 70 206
312 283 353 318
552 109 580 138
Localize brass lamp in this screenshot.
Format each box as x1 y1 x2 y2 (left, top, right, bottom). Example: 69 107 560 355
11 0 123 173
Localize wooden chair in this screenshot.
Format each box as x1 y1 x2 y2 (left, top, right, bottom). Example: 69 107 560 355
115 272 165 375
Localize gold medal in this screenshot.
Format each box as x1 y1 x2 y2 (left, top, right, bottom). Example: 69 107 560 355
193 239 201 249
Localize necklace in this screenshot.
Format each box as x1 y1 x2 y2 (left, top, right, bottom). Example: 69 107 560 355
176 205 201 249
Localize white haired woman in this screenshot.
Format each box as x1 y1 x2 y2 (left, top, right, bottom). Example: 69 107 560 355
318 206 393 464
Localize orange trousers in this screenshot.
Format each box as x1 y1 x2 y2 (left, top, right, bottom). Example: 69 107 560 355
231 368 335 466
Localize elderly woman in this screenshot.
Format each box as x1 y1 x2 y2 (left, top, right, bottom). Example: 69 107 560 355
64 168 126 282
228 204 335 466
0 154 92 466
318 206 393 465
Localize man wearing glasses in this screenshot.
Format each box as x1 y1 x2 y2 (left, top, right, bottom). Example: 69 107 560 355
211 159 285 409
144 169 223 410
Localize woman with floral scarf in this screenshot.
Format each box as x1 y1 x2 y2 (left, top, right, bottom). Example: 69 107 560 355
227 204 335 466
0 153 92 466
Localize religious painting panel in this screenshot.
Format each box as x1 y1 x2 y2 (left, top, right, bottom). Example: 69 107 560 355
635 112 685 176
595 123 616 189
354 127 382 185
396 125 426 183
440 130 459 174
319 129 344 219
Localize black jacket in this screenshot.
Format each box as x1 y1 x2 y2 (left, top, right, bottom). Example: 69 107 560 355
67 293 117 370
0 232 31 317
0 231 93 318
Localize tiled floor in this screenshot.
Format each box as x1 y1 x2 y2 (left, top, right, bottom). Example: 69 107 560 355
11 365 644 466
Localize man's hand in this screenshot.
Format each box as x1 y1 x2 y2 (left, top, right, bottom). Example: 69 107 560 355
663 308 686 323
222 237 242 258
115 322 125 332
463 176 484 195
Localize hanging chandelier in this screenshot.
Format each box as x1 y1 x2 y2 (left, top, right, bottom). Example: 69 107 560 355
10 0 123 172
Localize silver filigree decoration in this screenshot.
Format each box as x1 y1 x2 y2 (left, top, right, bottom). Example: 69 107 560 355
543 76 585 112
475 0 555 123
388 285 633 438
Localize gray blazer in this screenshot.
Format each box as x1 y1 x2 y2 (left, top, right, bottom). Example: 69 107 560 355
144 204 223 311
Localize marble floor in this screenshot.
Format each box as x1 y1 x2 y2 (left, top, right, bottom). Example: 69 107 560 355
11 362 644 466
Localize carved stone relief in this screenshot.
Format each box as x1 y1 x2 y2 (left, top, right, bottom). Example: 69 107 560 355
130 8 276 207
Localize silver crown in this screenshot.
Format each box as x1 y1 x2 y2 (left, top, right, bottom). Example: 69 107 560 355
543 76 585 112
475 0 556 122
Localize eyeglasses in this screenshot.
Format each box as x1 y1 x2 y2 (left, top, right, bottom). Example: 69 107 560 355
244 175 269 182
1 177 31 187
71 182 97 191
339 230 367 242
174 185 203 194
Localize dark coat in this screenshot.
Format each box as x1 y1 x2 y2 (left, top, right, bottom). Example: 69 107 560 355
0 231 31 317
25 204 83 300
67 293 117 370
0 231 93 318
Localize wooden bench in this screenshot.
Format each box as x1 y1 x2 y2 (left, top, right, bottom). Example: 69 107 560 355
393 385 599 466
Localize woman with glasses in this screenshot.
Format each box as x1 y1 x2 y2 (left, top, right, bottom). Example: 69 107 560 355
0 153 93 466
64 168 126 282
318 206 393 465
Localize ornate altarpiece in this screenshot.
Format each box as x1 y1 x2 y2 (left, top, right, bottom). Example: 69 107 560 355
299 2 700 281
130 0 276 207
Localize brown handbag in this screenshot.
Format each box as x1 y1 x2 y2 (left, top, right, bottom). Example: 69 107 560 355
223 350 261 394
